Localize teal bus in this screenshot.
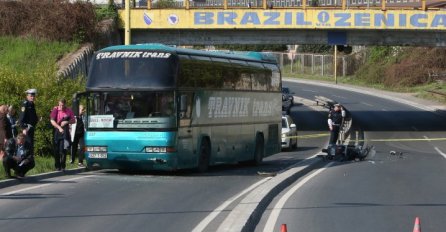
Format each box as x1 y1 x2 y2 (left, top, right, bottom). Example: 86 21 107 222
73 44 282 172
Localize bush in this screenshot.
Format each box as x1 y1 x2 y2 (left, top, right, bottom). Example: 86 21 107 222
0 0 97 43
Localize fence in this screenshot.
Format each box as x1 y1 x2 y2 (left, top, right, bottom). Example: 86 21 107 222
112 0 424 9
271 51 367 77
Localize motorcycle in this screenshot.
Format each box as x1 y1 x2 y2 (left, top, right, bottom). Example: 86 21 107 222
321 144 375 161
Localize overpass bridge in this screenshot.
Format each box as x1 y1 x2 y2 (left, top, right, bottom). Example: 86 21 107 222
117 0 446 46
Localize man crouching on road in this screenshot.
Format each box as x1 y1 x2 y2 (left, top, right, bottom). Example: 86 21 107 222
2 133 35 178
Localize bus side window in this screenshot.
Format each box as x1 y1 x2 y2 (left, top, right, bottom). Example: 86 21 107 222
179 93 193 127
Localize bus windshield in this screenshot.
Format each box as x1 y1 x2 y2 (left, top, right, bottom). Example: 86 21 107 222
87 91 176 130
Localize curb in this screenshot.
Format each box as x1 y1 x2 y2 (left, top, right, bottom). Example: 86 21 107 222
217 156 324 232
0 168 88 189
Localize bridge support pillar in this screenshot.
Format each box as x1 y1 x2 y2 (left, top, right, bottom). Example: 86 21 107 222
125 0 131 45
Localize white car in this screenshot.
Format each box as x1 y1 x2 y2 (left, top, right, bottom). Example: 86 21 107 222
281 115 297 150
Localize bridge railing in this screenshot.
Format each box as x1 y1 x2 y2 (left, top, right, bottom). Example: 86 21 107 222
113 0 431 10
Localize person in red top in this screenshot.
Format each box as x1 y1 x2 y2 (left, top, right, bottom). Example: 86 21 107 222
50 99 75 171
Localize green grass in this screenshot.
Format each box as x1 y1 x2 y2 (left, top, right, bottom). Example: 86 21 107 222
0 36 79 76
0 155 81 181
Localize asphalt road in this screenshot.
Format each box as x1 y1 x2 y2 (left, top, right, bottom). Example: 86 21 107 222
256 79 446 232
0 102 326 232
1 79 444 232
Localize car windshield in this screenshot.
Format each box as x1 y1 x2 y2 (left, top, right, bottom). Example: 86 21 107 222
282 87 290 94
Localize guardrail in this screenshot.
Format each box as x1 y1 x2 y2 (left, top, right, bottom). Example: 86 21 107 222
114 0 432 10
315 95 337 109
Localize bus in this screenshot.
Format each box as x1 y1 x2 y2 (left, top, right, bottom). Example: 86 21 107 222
73 44 282 172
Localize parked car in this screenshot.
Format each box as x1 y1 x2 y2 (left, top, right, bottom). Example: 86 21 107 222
281 87 294 105
281 115 297 150
282 94 292 114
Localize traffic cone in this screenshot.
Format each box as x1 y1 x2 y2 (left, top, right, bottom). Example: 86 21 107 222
280 224 287 232
413 217 421 232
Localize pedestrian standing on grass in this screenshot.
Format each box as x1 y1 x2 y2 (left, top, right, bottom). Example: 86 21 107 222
0 105 13 159
70 104 86 167
18 89 39 155
50 99 75 171
7 105 18 138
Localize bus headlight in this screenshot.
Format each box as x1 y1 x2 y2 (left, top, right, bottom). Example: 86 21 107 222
145 146 175 153
86 146 108 152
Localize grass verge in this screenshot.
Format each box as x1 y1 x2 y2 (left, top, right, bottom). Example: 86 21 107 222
0 155 82 181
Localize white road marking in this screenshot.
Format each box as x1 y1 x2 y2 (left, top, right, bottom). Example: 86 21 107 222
423 136 446 159
263 162 333 232
381 109 388 111
1 175 94 195
302 89 317 93
412 126 419 131
191 177 272 232
362 102 374 107
332 95 346 99
434 147 446 159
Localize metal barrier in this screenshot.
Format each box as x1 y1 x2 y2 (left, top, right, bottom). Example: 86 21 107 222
112 0 428 10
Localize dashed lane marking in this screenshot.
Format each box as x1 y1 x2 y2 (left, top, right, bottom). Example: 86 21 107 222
362 102 374 107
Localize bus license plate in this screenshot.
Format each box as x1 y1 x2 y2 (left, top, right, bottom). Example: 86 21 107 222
89 153 107 159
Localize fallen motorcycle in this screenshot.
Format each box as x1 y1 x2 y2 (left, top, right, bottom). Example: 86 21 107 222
321 144 375 162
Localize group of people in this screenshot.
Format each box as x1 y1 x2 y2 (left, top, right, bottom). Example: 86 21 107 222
0 89 86 179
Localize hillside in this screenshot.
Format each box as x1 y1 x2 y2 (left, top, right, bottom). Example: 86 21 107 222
353 46 446 104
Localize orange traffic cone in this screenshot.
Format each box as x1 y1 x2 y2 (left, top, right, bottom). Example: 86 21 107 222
413 217 421 232
280 224 287 232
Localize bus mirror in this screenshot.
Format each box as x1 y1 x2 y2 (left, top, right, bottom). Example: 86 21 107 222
72 97 79 117
180 95 187 112
72 91 86 117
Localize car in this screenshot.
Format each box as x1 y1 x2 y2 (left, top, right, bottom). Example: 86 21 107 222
281 115 297 150
282 93 292 114
281 87 294 105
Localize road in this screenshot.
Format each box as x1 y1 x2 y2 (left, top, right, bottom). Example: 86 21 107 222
256 79 446 232
0 79 444 232
0 101 326 231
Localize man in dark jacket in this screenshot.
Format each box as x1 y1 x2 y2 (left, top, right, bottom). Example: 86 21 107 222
18 89 39 154
2 133 35 178
327 104 346 146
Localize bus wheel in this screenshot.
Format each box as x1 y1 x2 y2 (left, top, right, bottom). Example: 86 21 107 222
197 139 210 173
251 135 264 166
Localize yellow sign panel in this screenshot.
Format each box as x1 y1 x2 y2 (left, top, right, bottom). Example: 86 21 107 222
119 9 446 30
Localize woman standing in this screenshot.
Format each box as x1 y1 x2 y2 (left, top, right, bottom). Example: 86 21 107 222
0 105 13 159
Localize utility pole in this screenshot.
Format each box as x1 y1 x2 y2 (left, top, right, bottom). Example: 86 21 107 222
334 45 337 84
